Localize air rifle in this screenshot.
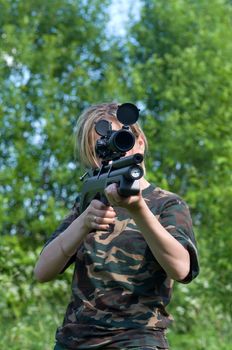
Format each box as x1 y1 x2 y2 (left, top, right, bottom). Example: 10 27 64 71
79 103 144 213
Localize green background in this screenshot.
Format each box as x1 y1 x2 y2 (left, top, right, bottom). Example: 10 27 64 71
0 0 232 349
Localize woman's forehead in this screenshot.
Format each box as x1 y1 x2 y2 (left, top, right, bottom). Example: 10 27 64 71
110 119 122 129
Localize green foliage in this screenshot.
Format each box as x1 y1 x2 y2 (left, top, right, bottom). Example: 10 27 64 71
0 0 111 238
0 235 72 318
167 267 232 349
126 0 232 325
0 235 72 349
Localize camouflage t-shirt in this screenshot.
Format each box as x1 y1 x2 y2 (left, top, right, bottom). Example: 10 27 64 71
44 185 199 350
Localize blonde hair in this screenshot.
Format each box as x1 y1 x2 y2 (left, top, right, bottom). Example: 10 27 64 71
74 102 148 170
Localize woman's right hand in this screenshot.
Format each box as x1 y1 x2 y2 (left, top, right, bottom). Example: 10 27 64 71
83 199 117 231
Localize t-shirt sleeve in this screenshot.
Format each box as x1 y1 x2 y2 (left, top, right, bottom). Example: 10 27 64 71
41 197 80 273
158 197 200 284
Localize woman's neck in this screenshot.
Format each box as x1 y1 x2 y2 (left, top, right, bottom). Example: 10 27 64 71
140 177 151 190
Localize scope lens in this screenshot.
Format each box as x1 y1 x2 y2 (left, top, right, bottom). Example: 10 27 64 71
111 129 135 152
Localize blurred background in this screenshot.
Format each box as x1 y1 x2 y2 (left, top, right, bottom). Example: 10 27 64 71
0 0 232 349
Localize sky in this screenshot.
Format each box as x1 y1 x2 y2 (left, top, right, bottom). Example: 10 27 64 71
107 0 141 36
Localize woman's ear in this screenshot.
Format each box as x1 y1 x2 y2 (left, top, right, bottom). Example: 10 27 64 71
137 135 145 153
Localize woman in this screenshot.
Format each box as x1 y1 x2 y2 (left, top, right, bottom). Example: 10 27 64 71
34 102 199 350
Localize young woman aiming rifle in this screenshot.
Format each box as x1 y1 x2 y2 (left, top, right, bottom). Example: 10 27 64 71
34 102 199 350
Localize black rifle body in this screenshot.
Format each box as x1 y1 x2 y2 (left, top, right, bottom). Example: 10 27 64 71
79 153 144 213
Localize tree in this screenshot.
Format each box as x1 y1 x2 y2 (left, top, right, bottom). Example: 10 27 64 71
0 0 113 239
126 0 232 345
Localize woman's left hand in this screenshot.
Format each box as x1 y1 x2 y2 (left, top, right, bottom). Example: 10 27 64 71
104 183 144 212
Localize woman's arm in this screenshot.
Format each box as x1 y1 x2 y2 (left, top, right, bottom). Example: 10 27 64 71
127 199 190 281
105 184 190 281
34 200 116 282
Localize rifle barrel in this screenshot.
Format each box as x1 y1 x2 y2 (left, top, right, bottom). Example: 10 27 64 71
103 153 143 171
